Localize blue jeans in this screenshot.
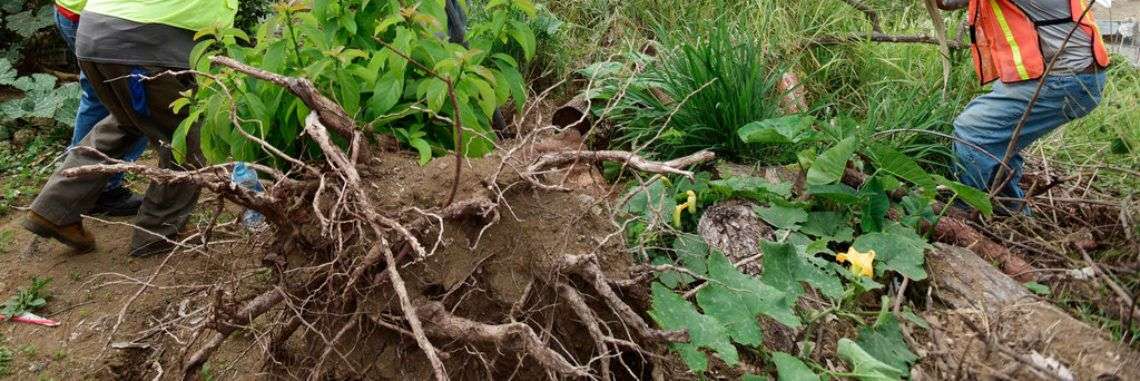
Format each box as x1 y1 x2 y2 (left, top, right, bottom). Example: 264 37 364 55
953 72 1105 210
54 9 147 192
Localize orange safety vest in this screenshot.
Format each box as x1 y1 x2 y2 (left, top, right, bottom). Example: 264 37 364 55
967 0 1110 84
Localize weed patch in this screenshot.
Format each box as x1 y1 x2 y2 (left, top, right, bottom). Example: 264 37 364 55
1 277 51 318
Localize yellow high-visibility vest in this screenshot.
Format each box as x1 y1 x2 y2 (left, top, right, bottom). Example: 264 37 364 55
84 0 238 32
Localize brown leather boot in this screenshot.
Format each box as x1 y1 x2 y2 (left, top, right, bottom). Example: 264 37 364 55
21 212 95 253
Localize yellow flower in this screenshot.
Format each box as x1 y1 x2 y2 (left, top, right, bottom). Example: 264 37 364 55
837 247 876 277
673 191 699 227
685 191 697 213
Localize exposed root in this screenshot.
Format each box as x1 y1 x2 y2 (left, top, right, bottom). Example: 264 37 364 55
182 287 286 378
86 55 720 380
561 254 689 343
558 282 614 381
417 302 592 378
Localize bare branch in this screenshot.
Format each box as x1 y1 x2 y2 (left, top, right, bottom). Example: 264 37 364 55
528 149 715 180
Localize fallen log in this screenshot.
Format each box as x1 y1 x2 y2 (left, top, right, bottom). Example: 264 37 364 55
927 243 1140 380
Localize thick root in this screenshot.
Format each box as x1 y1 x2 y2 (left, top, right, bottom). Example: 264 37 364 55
417 302 592 378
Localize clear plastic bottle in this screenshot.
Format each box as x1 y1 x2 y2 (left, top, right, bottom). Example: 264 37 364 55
231 162 267 231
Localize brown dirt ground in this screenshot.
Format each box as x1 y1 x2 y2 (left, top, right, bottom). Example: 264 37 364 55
0 211 264 380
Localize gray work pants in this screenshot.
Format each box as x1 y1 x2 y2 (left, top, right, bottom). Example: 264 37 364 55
31 61 203 249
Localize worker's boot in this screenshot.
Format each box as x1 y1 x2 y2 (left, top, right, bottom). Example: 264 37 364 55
21 212 96 253
128 240 174 258
128 230 189 258
90 187 143 217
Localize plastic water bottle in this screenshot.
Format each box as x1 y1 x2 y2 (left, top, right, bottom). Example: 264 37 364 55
231 162 267 231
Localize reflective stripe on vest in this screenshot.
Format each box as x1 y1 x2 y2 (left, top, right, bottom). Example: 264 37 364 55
967 0 1109 84
987 0 1031 81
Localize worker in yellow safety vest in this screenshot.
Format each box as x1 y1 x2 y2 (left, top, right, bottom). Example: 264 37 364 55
53 0 148 216
938 0 1110 215
23 0 237 257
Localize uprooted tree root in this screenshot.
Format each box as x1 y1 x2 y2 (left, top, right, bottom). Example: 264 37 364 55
63 56 712 380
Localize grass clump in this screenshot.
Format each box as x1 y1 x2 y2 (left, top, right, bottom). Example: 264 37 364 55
0 345 10 377
1038 56 1140 192
588 26 794 163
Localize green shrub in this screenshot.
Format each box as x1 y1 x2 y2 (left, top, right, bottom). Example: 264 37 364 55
185 0 536 165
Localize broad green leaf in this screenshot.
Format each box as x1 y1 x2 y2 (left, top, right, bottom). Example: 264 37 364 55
710 176 793 201
653 255 694 288
1024 281 1051 296
458 101 496 157
491 53 519 68
10 73 56 93
807 183 861 204
623 179 676 228
7 7 54 38
696 274 765 346
738 115 816 144
494 61 526 113
410 138 432 165
899 195 937 227
857 313 918 375
867 143 936 197
837 339 906 381
756 204 808 230
420 78 448 113
934 175 993 218
699 251 800 330
172 110 202 164
761 241 844 301
170 97 192 114
806 137 857 186
507 20 536 60
852 223 929 280
368 71 404 116
648 283 738 372
799 211 854 243
512 0 537 16
772 352 820 381
461 76 497 118
0 58 16 85
900 308 930 330
859 178 890 233
672 233 710 276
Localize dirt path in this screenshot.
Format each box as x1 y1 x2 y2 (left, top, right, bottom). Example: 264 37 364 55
0 212 260 379
0 214 136 379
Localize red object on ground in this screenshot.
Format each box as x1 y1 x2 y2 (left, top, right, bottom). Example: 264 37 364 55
0 312 61 327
